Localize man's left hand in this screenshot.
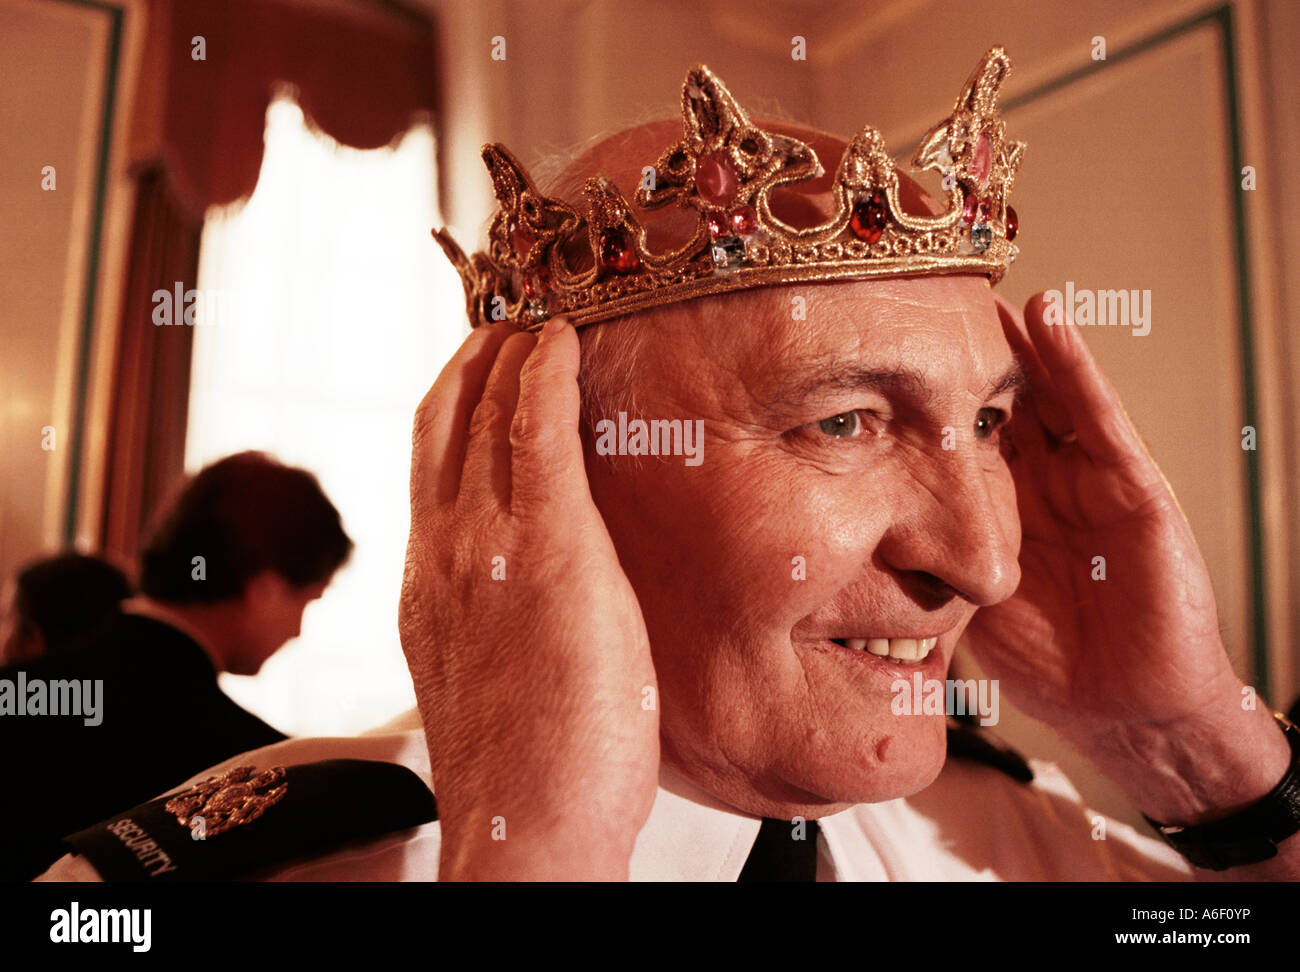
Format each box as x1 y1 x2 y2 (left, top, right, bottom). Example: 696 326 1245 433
964 292 1292 855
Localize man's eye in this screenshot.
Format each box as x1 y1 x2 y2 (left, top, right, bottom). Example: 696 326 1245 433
974 407 1006 440
817 412 863 438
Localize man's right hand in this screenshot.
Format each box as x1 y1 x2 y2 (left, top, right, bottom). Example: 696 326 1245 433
399 318 659 880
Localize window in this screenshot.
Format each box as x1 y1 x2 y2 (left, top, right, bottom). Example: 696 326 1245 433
185 94 467 735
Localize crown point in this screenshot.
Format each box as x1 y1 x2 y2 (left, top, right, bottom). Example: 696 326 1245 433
697 152 738 207
849 191 888 245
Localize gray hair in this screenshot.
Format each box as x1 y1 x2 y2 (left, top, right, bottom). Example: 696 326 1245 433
577 315 649 452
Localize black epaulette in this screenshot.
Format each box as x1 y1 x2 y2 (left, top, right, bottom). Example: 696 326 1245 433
946 721 1034 784
62 759 438 881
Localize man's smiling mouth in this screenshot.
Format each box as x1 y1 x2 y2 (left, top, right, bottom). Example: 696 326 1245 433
828 636 938 663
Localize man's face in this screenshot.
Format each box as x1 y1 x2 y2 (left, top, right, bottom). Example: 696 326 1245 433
583 275 1023 817
234 573 329 675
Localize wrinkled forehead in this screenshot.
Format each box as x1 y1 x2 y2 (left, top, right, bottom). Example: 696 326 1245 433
621 275 1011 411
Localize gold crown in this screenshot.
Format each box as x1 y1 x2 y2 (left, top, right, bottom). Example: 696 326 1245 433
435 47 1025 331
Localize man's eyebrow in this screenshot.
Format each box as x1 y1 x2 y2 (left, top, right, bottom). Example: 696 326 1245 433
773 361 1026 406
776 364 930 405
985 362 1027 403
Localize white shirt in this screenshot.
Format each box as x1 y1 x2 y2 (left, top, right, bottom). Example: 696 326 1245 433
37 714 1193 882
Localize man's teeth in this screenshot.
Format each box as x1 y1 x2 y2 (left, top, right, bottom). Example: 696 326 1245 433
840 637 938 662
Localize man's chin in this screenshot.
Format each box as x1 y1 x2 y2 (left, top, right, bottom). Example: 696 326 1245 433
779 719 950 811
669 716 950 819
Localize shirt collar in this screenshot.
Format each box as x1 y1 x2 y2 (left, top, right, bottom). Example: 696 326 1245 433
630 762 764 880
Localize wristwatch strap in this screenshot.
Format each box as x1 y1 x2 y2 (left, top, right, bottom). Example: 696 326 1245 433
1142 711 1300 871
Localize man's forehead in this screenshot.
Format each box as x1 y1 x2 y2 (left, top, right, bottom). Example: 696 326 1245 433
655 276 1016 403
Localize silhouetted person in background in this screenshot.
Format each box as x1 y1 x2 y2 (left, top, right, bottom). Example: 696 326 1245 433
0 554 132 667
0 451 353 880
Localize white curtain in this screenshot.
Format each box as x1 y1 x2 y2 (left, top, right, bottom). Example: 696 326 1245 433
186 94 468 735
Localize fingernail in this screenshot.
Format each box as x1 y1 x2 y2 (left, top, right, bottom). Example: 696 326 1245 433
542 316 569 337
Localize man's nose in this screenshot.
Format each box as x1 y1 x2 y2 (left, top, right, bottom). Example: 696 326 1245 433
875 450 1021 608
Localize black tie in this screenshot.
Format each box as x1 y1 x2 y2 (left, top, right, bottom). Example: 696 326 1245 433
737 816 821 882
735 726 1031 882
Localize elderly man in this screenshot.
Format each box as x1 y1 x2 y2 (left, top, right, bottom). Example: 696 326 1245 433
37 49 1298 882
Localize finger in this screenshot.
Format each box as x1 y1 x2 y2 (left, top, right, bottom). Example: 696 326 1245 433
411 324 516 510
1001 384 1052 465
509 318 588 512
1022 293 1148 466
460 330 539 507
993 292 1073 440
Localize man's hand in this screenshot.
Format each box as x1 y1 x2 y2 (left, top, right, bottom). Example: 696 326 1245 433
399 319 658 880
965 294 1292 855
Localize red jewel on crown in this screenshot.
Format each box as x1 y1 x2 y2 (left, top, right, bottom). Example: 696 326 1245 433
731 205 757 235
708 205 758 240
524 264 552 298
849 191 888 244
968 133 992 189
961 193 997 225
696 152 738 207
598 228 639 273
509 222 535 257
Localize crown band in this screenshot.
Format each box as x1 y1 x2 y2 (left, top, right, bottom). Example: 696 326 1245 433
435 47 1025 331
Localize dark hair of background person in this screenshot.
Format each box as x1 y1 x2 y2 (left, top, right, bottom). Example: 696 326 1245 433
11 553 133 658
138 451 353 603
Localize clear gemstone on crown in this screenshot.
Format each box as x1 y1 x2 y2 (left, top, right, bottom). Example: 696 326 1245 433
711 236 746 269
